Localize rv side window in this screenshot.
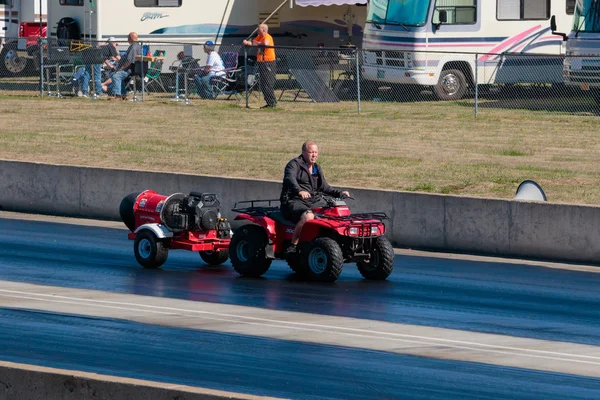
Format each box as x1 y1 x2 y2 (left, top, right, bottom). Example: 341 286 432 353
134 0 182 6
59 0 83 5
497 0 550 20
566 0 575 15
432 0 477 25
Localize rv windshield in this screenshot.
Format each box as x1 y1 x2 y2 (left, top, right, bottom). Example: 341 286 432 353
573 0 600 33
366 0 431 27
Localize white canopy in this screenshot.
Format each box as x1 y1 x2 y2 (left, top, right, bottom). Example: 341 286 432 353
295 0 367 6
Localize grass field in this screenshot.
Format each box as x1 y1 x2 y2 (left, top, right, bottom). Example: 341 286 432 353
1 93 599 205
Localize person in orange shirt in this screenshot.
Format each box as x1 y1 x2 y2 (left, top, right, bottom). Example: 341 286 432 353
243 24 277 108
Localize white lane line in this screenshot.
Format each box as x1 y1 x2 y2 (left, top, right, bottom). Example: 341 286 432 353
1 290 599 366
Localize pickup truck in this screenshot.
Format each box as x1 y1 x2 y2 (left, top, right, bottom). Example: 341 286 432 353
1 21 46 76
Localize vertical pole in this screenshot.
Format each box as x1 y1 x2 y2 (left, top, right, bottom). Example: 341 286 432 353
141 41 145 101
244 46 249 108
474 53 478 118
174 69 180 101
356 48 361 114
39 0 43 96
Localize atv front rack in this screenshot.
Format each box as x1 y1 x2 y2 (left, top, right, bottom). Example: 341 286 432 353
232 199 280 216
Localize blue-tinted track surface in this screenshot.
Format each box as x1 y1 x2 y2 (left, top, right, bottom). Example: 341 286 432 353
0 216 599 398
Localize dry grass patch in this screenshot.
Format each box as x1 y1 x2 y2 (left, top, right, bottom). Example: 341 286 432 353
0 95 599 205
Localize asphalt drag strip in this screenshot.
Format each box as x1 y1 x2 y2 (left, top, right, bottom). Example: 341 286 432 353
1 281 599 379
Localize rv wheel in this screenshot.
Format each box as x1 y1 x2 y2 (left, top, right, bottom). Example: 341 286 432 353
434 69 467 101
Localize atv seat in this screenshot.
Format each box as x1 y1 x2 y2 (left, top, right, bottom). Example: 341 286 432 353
269 211 296 227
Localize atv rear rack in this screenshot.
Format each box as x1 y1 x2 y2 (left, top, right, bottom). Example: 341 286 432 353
232 199 280 216
313 212 389 221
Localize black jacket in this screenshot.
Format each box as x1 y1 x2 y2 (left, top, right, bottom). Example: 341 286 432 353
280 155 342 203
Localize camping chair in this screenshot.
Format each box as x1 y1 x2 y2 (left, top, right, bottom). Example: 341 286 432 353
43 42 74 97
210 51 243 99
127 60 148 101
144 50 167 93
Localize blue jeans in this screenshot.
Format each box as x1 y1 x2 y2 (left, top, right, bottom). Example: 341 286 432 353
194 73 215 98
81 64 102 95
72 66 86 82
111 70 131 96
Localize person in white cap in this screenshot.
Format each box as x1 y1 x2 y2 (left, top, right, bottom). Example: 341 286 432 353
194 40 225 99
103 37 121 71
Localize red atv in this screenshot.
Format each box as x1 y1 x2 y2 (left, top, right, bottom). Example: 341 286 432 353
229 195 394 282
119 190 232 268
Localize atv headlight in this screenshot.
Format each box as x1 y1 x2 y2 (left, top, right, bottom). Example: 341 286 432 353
371 226 379 235
349 227 359 236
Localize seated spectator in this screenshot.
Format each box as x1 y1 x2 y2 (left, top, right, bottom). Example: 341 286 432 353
103 37 121 71
100 37 121 92
194 41 225 99
72 37 119 97
174 50 200 96
177 51 200 70
105 32 141 100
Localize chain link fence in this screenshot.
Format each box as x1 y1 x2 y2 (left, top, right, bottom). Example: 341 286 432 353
1 37 599 115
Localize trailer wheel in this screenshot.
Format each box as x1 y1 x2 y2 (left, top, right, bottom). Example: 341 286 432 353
230 225 272 277
134 231 168 269
434 69 467 101
304 237 343 282
199 250 229 266
357 236 394 280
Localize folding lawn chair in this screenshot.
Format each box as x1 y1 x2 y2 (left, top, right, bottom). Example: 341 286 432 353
210 51 244 99
144 50 167 93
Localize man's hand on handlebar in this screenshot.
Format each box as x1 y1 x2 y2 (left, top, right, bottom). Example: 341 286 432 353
299 190 312 200
341 191 351 199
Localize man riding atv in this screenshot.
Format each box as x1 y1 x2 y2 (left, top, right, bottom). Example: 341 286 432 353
280 141 350 256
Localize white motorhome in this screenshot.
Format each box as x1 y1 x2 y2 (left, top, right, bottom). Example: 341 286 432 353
46 0 366 47
1 0 46 39
558 0 600 102
361 0 574 100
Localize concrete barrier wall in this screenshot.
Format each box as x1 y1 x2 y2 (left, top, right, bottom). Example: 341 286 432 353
1 160 599 264
0 361 282 400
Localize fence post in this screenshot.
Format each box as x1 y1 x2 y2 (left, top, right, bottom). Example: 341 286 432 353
244 46 249 108
141 41 145 102
474 53 478 118
39 37 44 96
356 49 361 114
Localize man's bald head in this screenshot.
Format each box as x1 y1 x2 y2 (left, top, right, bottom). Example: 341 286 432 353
128 32 138 43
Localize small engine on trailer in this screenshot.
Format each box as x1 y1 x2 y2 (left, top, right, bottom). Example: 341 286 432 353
120 190 232 269
161 192 231 238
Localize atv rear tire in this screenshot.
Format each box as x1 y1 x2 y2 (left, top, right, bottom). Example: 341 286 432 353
286 243 307 275
134 231 168 269
230 225 272 277
304 237 343 282
357 236 394 280
199 250 229 265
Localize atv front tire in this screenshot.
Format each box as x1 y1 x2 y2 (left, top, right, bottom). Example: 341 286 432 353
304 237 343 282
357 236 394 280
